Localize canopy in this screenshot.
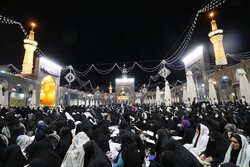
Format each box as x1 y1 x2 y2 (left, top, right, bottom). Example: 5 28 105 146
208 79 218 104
155 86 161 105
164 80 171 106
0 84 4 107
186 70 197 104
30 89 36 107
237 68 250 104
182 85 187 104
3 90 9 107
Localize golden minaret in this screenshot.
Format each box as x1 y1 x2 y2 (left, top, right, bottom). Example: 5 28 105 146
109 82 113 94
22 22 38 74
208 12 227 65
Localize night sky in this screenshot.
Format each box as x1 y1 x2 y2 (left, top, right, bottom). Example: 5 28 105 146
0 0 249 91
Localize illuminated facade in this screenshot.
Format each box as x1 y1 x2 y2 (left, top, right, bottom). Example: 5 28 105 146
182 46 209 101
208 13 227 65
115 65 135 103
0 24 61 107
0 71 39 107
34 57 61 107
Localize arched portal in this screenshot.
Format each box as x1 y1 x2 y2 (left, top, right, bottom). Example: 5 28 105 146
220 76 233 101
40 75 56 107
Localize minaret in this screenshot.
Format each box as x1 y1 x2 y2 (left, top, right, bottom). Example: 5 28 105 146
22 22 38 74
109 82 113 94
122 64 128 78
208 12 227 65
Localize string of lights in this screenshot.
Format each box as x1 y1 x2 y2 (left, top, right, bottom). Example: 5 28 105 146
167 63 185 70
92 64 117 75
227 51 250 61
61 61 163 77
0 64 21 73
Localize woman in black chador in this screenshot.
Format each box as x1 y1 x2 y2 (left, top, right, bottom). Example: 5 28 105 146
199 131 230 167
113 134 142 167
83 140 111 167
164 139 202 167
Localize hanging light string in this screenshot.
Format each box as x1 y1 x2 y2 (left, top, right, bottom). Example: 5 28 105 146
88 80 96 92
92 64 117 75
167 63 185 70
150 73 160 82
0 64 21 73
227 51 250 62
198 0 227 13
165 14 198 63
61 61 162 77
135 62 162 72
0 15 28 37
170 80 185 87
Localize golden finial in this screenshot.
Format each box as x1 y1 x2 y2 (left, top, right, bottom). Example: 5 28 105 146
30 22 36 31
209 12 214 20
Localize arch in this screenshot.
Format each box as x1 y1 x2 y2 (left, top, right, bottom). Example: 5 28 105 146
40 75 56 107
220 76 233 101
191 66 203 84
192 67 205 101
0 78 8 91
9 84 25 107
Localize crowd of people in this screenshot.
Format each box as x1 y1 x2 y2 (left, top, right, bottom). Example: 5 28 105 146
0 100 250 167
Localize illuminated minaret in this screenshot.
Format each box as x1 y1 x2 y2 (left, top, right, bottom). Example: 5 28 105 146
208 12 227 65
22 22 38 74
109 82 113 94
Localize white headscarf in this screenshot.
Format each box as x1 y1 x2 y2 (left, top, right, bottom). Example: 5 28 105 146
61 132 90 167
16 134 33 157
184 123 209 157
220 134 250 167
1 125 11 138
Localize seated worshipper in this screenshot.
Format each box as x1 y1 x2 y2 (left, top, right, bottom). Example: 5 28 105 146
179 119 195 145
159 150 185 167
199 131 230 167
153 129 171 162
164 139 201 167
16 134 33 158
91 126 110 154
4 111 23 145
118 118 131 131
35 120 48 134
83 140 111 167
112 134 142 167
0 134 8 166
184 123 210 157
219 133 250 167
45 130 60 150
204 117 221 132
55 127 73 159
132 134 145 166
223 123 238 142
27 158 48 167
61 132 90 167
25 140 62 167
2 144 28 167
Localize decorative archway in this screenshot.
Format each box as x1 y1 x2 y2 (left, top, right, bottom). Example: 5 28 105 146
220 76 233 101
40 75 56 107
10 84 25 107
